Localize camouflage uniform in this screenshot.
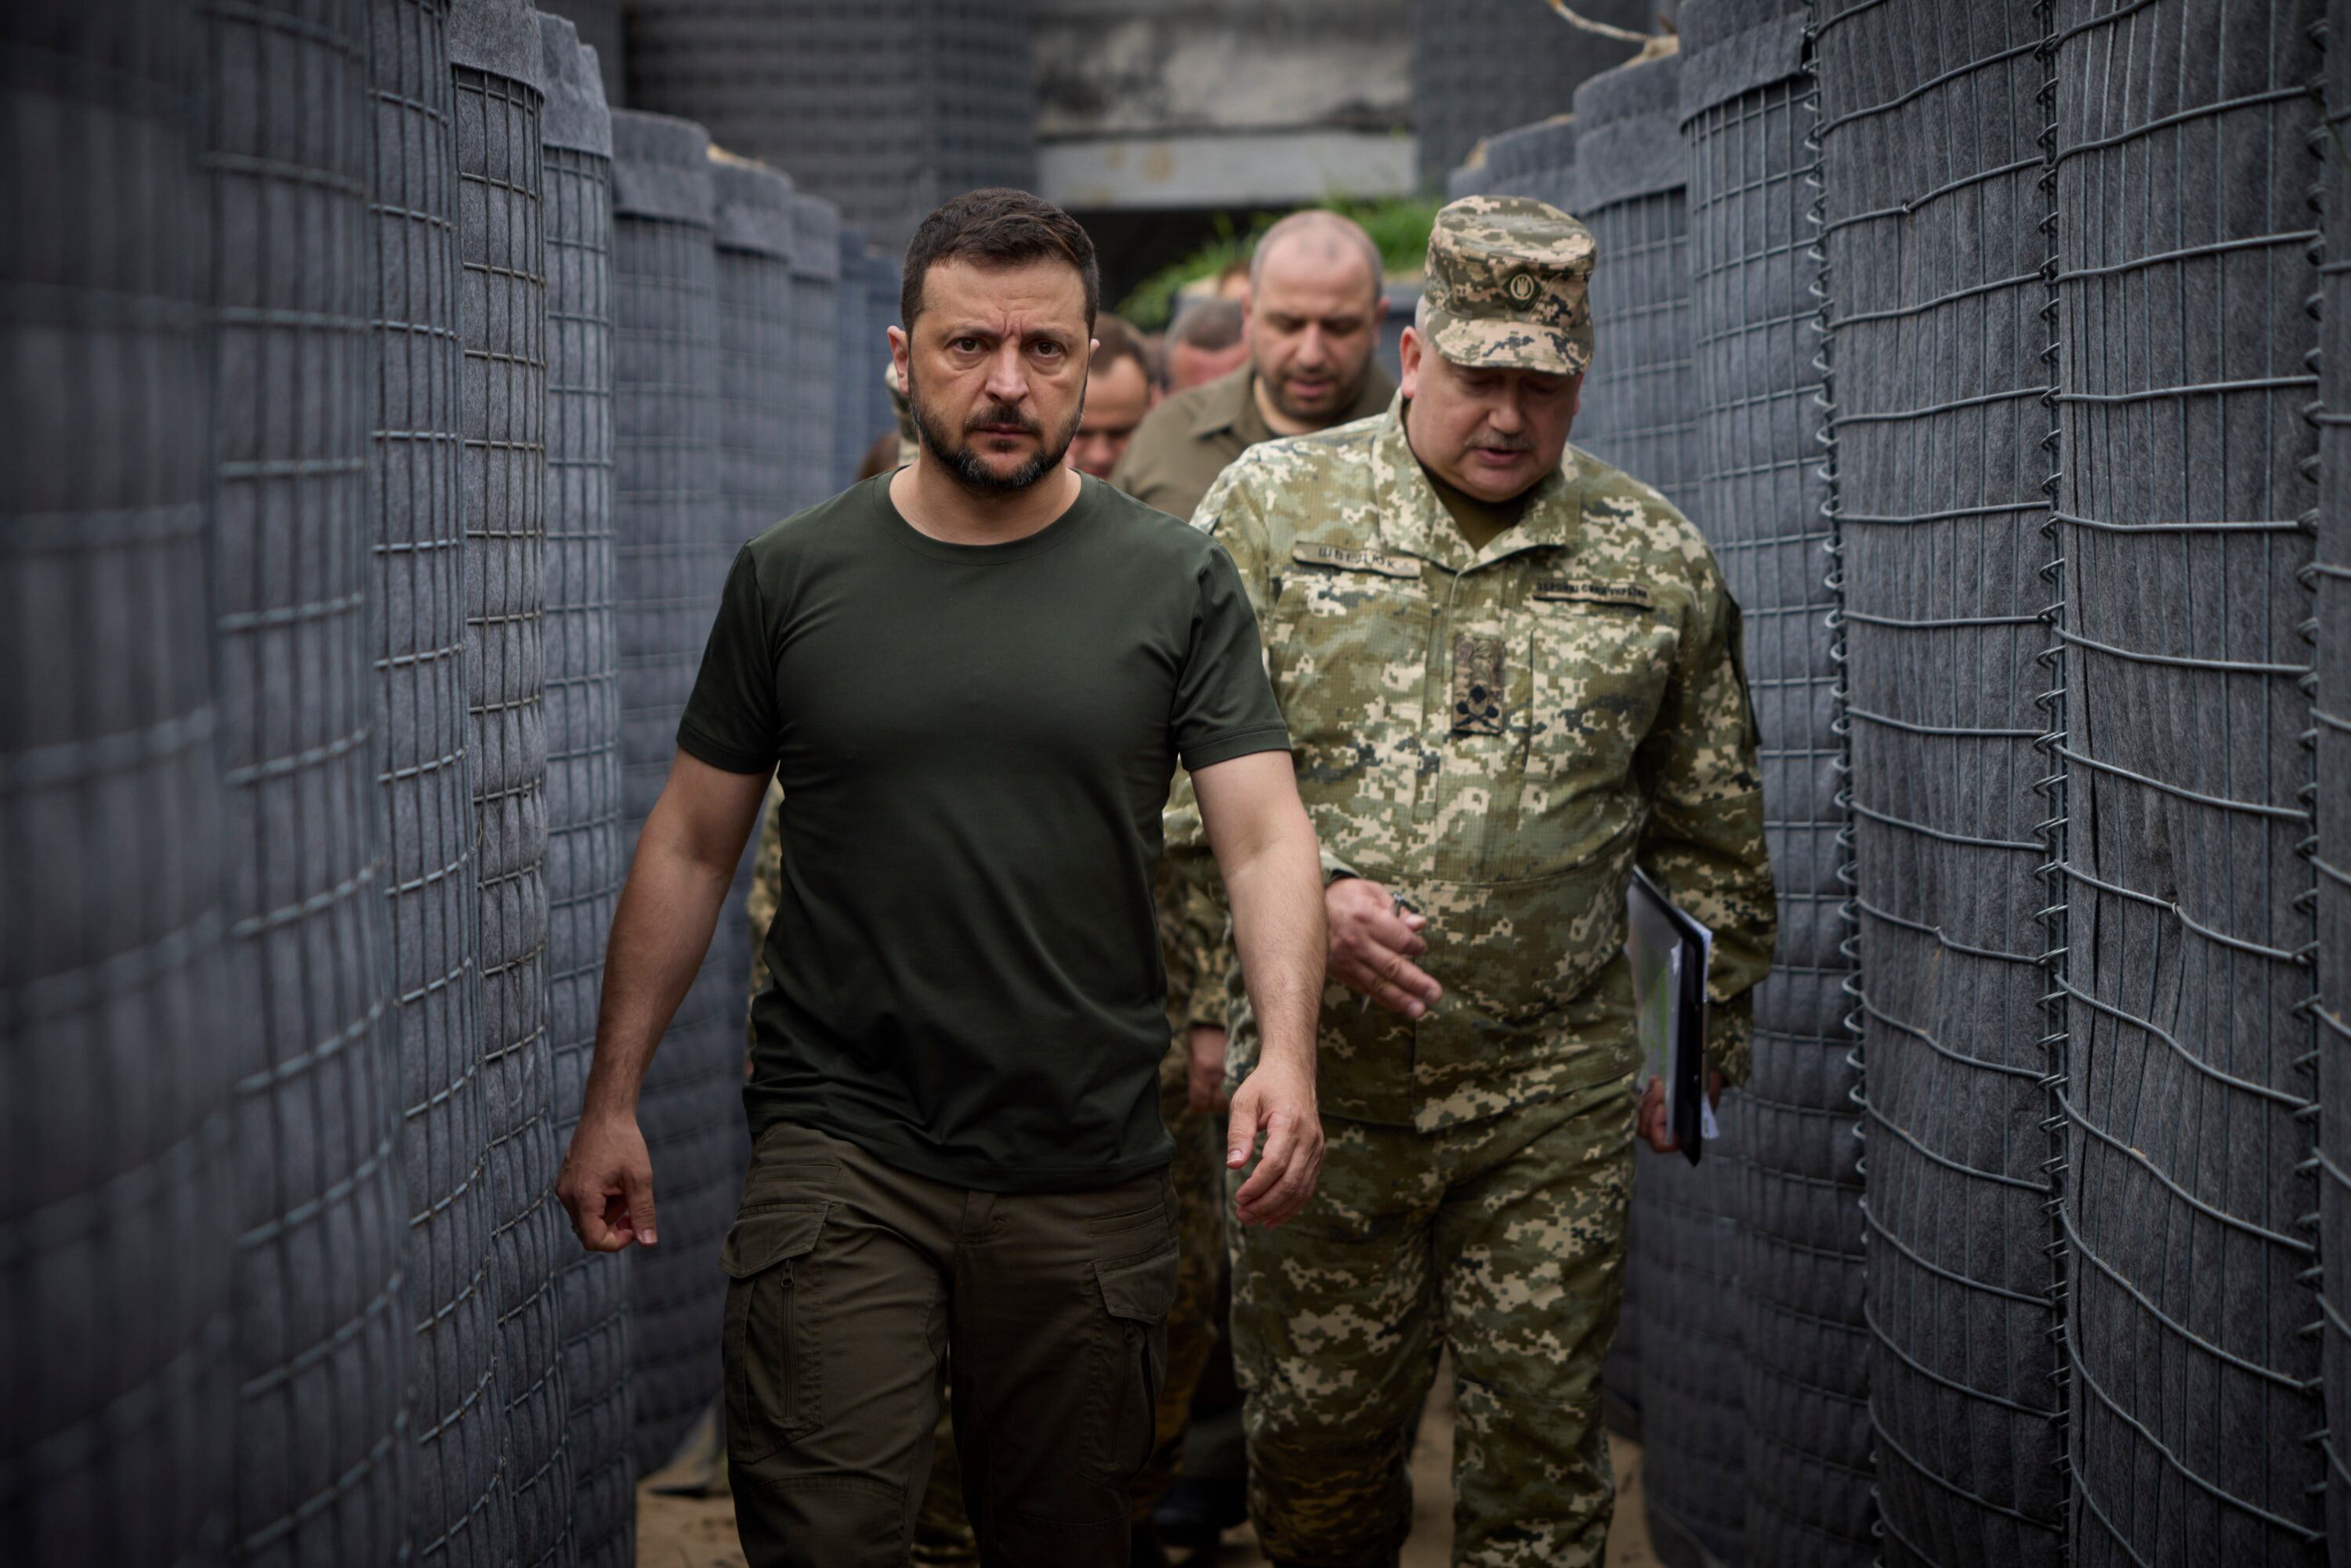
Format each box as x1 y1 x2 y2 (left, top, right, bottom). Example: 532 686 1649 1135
1177 197 1775 1566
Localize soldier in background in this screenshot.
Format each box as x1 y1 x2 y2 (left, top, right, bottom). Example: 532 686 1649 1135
1118 209 1396 523
1067 314 1154 480
1164 297 1251 393
1176 196 1776 1565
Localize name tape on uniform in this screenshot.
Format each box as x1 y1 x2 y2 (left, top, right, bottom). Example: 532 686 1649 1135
1534 578 1654 609
1291 542 1421 580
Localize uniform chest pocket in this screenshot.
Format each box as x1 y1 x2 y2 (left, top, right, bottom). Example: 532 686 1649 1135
1273 567 1435 750
1524 596 1678 791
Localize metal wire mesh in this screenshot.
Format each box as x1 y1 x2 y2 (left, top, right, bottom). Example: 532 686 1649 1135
2 1 235 1559
789 191 841 517
628 0 1036 252
1813 4 2069 1563
451 15 572 1560
833 230 900 491
1680 2 1874 1560
609 108 739 1475
2046 2 2325 1561
204 0 414 1558
2319 0 2351 1555
537 13 633 1563
362 0 505 1559
1406 0 1646 187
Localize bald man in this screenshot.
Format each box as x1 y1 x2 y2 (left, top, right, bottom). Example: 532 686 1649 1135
1115 209 1395 523
1166 297 1252 393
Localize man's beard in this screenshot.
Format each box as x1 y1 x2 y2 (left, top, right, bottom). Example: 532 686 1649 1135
908 366 1081 494
1265 358 1368 425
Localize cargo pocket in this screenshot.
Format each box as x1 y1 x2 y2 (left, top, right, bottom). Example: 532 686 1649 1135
1089 1247 1178 1484
720 1203 828 1465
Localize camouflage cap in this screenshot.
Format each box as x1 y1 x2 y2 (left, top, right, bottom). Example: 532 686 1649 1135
1422 195 1596 376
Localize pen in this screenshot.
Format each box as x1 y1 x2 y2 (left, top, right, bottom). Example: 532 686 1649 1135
1361 893 1409 1015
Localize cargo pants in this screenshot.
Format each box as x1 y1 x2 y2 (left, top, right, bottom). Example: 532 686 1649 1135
1229 1077 1636 1568
721 1121 1179 1567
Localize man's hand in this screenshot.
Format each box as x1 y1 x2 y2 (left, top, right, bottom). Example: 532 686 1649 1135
1226 1053 1324 1228
1326 876 1443 1017
1187 1025 1230 1113
1636 1070 1728 1155
557 1111 659 1252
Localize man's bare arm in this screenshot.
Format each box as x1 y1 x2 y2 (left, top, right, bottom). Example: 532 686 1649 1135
1191 748 1326 1227
556 751 770 1251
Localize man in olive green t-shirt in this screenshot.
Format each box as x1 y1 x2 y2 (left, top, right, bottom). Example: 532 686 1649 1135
555 190 1329 1568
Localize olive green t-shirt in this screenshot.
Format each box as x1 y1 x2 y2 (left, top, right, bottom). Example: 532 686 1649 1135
677 473 1290 1191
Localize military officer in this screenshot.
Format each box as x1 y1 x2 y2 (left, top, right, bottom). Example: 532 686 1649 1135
1176 196 1776 1566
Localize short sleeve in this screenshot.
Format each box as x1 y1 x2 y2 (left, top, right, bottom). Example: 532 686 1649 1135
676 545 782 775
1171 541 1289 771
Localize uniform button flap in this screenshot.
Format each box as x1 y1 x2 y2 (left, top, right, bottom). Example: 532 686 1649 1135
719 1203 828 1278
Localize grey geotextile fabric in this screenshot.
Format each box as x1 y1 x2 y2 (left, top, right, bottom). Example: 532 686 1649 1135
2 0 235 1559
1815 3 2067 1563
208 0 413 1558
2048 2 2326 1562
1681 1 1873 1560
2323 2 2351 1557
539 14 634 1563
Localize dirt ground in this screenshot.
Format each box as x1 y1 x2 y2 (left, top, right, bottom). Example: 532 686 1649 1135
636 1371 1662 1567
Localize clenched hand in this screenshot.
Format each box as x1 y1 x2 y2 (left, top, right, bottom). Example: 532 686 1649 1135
1226 1052 1323 1228
556 1111 660 1251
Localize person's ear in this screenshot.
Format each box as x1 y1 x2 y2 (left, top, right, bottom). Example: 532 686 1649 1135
1399 325 1422 400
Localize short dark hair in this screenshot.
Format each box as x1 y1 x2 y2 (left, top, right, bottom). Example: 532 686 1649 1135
900 188 1099 332
1170 296 1246 352
1092 313 1148 380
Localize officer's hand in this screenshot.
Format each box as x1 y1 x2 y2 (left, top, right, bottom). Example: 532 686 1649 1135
1636 1071 1728 1154
1187 1025 1230 1114
557 1111 659 1252
1227 1055 1324 1229
1325 876 1444 1017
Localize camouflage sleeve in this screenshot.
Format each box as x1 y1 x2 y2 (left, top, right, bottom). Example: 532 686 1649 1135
1634 551 1777 1087
744 777 785 1049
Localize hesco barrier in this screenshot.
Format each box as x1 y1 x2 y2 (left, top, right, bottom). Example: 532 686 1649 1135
1406 0 1644 189
551 0 621 107
537 14 633 1563
627 0 1035 252
1680 2 1874 1563
1573 46 1750 1566
835 230 900 489
2321 0 2351 1554
363 0 502 1559
449 2 570 1561
788 191 841 515
1477 116 1579 207
2047 2 2325 1563
205 0 413 1559
2 0 234 1560
1815 5 2068 1566
608 107 736 1475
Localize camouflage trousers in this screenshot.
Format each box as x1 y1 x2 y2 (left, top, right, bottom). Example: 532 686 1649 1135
1134 1033 1230 1515
1228 1077 1635 1568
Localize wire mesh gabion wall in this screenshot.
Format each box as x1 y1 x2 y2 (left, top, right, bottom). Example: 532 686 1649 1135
1574 46 1751 1566
608 107 735 1475
536 13 633 1563
363 0 503 1559
1480 115 1580 207
1679 2 1874 1562
2320 0 2351 1555
1406 0 1643 188
205 0 415 1558
449 3 571 1561
2 0 236 1560
1814 6 2068 1566
832 229 900 491
628 0 1035 252
2047 2 2326 1562
788 190 841 518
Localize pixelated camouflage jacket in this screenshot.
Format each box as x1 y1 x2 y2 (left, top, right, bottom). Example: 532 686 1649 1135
1170 396 1775 1129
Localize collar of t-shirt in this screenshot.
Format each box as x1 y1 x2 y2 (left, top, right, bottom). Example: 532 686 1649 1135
1416 456 1531 554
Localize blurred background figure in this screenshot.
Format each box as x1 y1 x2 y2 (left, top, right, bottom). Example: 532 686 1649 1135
1069 314 1156 479
1165 298 1252 393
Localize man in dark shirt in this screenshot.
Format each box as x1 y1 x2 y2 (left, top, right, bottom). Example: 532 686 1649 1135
556 189 1328 1568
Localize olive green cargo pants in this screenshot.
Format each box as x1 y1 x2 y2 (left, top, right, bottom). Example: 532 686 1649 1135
1229 1077 1636 1568
721 1121 1179 1567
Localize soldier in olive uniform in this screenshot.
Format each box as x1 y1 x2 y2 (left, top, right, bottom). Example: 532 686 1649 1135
1174 197 1776 1566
